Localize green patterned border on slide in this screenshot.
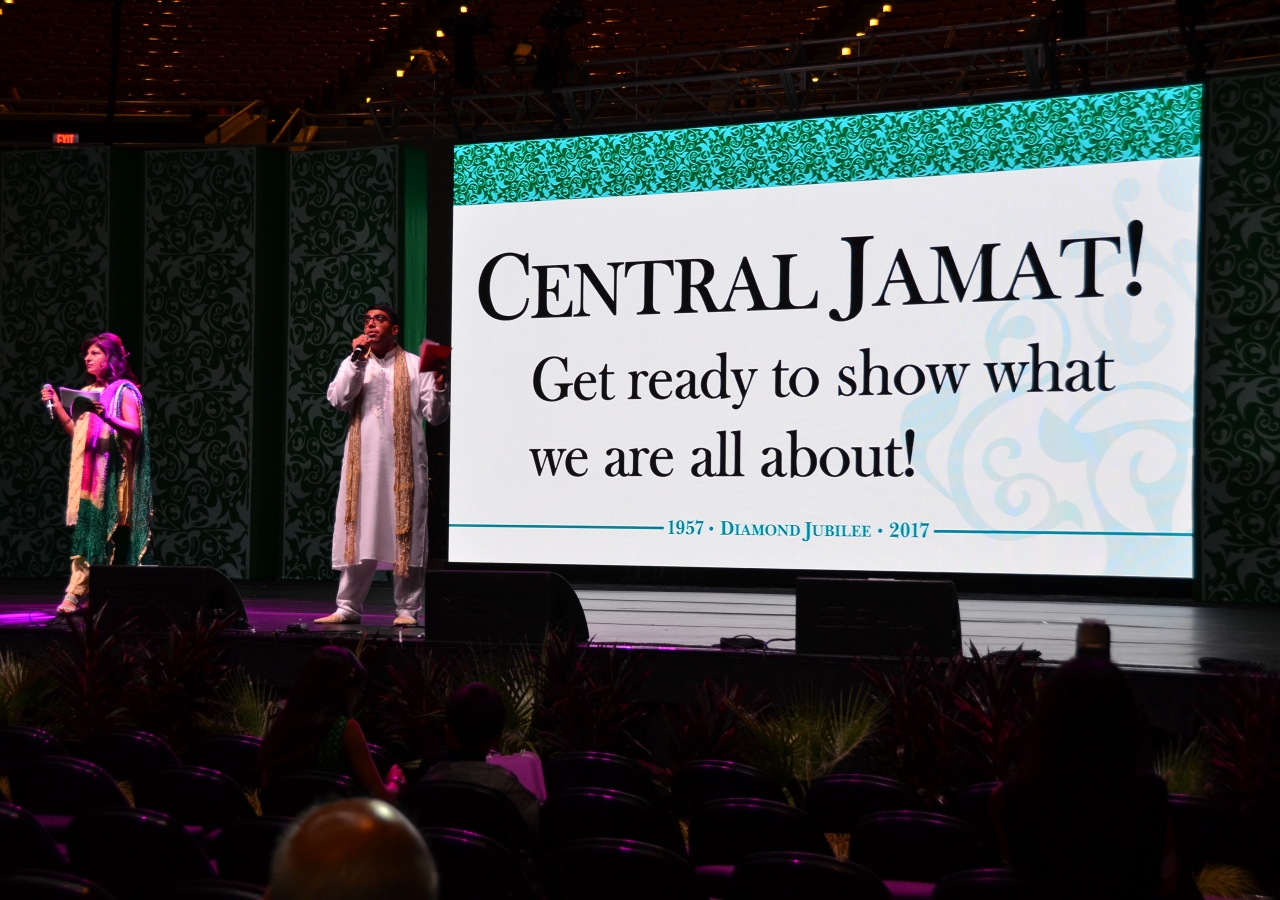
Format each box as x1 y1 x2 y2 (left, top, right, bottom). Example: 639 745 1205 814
455 85 1202 206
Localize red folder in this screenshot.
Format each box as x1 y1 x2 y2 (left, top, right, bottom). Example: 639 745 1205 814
418 339 452 373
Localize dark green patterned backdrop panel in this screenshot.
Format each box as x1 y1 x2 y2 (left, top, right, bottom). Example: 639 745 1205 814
1201 72 1280 604
284 146 399 579
144 149 256 576
0 148 111 577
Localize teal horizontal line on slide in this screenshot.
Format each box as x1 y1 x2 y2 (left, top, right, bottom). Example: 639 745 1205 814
451 523 666 531
934 529 1192 537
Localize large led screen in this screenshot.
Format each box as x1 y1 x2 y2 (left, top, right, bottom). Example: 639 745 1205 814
449 85 1201 577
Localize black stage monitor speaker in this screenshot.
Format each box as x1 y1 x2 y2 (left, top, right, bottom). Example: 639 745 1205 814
89 565 250 631
795 577 960 657
425 570 588 644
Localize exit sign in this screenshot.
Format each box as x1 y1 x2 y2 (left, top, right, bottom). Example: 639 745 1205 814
53 133 80 144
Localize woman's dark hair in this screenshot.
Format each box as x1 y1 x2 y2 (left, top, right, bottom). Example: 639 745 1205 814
81 333 139 385
1015 657 1144 787
261 646 366 776
445 682 506 750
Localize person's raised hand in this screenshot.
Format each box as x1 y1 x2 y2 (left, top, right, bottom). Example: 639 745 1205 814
351 334 371 354
41 387 66 416
91 400 105 418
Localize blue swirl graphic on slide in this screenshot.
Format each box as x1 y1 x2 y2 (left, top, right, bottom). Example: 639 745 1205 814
900 158 1195 575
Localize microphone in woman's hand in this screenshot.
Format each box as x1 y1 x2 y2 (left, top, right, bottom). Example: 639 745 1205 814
42 384 56 420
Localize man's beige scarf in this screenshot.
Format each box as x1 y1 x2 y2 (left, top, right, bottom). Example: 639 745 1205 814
342 346 415 576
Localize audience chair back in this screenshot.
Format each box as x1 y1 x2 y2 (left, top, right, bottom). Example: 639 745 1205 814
67 808 215 899
133 766 257 830
930 868 1037 899
259 771 362 818
0 727 67 777
161 879 268 900
729 851 891 900
672 760 787 816
804 775 926 833
1167 794 1246 872
688 799 832 867
848 811 987 883
544 751 665 809
400 780 536 855
212 817 293 887
0 802 68 872
0 869 117 900
10 757 130 816
546 838 708 900
76 730 181 783
182 736 263 790
541 788 685 856
950 783 1001 856
420 827 536 900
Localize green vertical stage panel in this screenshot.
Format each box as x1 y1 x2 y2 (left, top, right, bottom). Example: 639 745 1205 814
1200 72 1280 605
284 145 400 579
142 148 257 577
0 147 112 577
250 147 289 579
401 144 428 353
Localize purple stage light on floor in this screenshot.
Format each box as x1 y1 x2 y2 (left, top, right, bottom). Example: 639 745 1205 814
0 609 57 624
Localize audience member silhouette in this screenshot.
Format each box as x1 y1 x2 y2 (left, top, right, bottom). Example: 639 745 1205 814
424 681 541 835
992 658 1201 900
260 646 404 800
267 798 437 900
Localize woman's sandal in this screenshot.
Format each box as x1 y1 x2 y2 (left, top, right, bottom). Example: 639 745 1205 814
56 598 80 616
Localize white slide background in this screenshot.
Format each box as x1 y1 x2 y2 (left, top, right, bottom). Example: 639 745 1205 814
450 156 1199 577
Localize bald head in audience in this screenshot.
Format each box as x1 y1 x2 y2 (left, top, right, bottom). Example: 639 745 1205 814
268 798 438 900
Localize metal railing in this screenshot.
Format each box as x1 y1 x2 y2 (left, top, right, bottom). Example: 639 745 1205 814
366 11 1280 140
0 98 250 116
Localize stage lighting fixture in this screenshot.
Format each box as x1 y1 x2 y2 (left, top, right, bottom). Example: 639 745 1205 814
443 10 492 88
533 1 585 93
811 75 819 82
883 4 891 11
841 45 851 55
856 31 865 36
396 69 405 77
869 17 879 26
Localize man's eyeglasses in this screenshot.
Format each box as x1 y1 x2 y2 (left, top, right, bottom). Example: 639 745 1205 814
363 314 392 325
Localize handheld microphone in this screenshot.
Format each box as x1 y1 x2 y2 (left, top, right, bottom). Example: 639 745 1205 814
350 343 370 362
42 384 56 420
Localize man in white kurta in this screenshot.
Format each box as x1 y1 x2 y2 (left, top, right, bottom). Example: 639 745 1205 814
315 304 449 627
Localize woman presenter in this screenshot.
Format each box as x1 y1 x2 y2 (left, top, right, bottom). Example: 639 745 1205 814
39 334 153 615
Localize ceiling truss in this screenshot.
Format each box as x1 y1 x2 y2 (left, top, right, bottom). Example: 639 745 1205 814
367 13 1280 140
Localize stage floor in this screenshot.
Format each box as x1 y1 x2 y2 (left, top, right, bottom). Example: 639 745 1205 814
1 581 1277 671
